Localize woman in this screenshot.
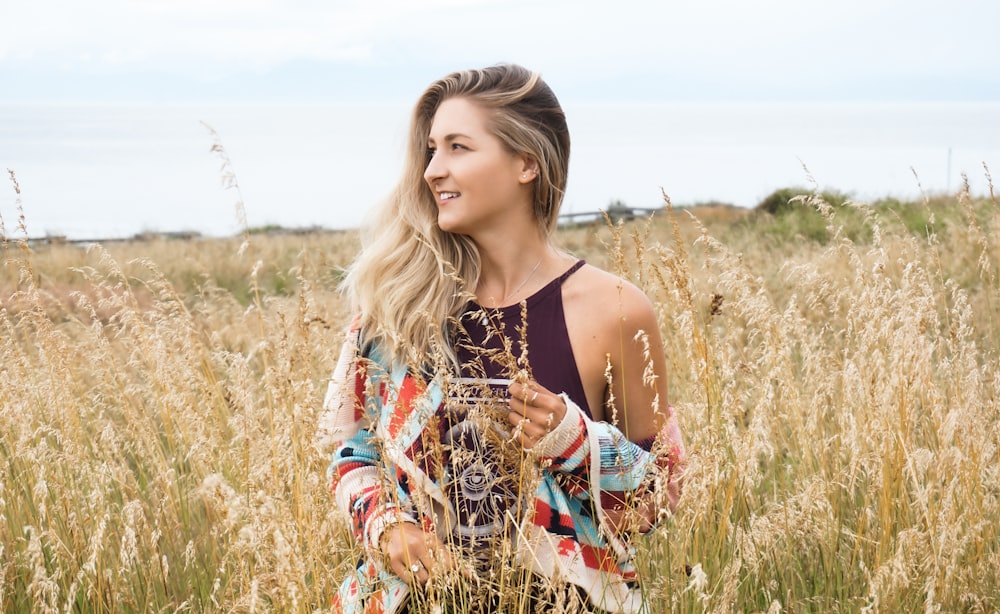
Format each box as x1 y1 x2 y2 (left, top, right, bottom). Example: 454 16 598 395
321 64 684 614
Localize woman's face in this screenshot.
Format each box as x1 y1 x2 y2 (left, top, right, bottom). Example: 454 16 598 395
423 97 534 237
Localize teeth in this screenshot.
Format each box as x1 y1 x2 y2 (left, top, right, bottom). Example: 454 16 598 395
440 192 459 200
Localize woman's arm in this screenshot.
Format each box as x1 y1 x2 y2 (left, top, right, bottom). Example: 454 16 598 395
321 327 453 582
507 282 685 533
510 383 683 531
322 329 418 551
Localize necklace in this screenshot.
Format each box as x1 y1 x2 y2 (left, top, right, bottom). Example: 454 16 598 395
482 254 545 310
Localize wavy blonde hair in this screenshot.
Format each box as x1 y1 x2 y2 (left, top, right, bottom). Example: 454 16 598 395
342 64 571 366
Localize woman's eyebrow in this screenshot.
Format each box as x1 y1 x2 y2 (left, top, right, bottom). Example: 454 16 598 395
428 133 472 145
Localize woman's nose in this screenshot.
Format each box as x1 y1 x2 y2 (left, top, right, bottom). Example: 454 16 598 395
424 151 446 183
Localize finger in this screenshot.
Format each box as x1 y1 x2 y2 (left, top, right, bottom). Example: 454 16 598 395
411 542 461 584
511 416 549 449
522 394 567 432
508 380 529 399
407 558 429 585
384 525 439 584
508 380 550 406
507 411 535 446
508 391 544 418
519 427 538 450
510 401 558 436
393 550 434 585
388 550 419 583
510 412 534 437
388 556 413 583
518 419 546 443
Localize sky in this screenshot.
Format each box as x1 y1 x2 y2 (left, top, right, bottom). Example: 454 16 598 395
2 0 999 104
1 1 998 239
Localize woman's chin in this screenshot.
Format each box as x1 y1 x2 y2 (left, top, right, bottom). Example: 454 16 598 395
436 214 468 235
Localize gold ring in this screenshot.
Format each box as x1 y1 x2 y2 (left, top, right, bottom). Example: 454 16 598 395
530 391 539 404
410 563 421 573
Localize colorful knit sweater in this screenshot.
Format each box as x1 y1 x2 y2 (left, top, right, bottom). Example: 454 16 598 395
320 326 685 614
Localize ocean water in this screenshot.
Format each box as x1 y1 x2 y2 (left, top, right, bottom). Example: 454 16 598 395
1 102 998 240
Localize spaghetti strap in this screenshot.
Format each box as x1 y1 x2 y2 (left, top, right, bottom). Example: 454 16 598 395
557 259 586 285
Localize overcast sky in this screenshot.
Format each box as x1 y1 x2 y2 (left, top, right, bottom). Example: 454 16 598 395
2 0 998 104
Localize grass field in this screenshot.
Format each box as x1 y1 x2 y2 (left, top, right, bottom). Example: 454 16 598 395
2 180 999 612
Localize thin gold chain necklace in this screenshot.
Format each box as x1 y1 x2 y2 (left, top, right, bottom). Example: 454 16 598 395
483 254 544 309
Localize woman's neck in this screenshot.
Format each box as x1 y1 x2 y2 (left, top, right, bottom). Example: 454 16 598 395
474 238 561 308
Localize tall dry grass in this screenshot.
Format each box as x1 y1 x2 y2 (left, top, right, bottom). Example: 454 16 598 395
2 168 999 611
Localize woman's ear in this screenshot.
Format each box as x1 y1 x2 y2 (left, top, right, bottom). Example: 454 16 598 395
518 157 540 183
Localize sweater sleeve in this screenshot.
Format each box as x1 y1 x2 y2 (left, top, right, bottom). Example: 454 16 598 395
321 329 416 551
329 427 417 551
531 394 685 517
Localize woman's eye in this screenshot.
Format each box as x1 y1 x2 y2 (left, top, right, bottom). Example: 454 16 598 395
451 143 467 151
426 147 437 159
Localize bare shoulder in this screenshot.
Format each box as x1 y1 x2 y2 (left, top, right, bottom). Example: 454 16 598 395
563 263 657 331
560 260 666 423
563 264 653 318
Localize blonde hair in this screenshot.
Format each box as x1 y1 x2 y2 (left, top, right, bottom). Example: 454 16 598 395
342 64 571 366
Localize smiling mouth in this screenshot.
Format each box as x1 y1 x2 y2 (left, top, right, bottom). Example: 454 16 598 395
439 191 460 202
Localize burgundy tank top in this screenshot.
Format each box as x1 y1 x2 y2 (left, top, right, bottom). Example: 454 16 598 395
440 259 590 553
454 259 591 417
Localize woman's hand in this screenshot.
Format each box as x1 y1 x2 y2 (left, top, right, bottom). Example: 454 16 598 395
507 380 567 449
381 522 454 585
601 495 658 535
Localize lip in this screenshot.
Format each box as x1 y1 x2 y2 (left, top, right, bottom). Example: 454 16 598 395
437 191 461 204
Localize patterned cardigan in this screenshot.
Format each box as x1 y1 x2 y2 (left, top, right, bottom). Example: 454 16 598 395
320 325 685 614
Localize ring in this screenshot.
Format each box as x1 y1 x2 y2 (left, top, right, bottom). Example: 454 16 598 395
410 563 421 573
530 391 539 404
545 412 554 431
